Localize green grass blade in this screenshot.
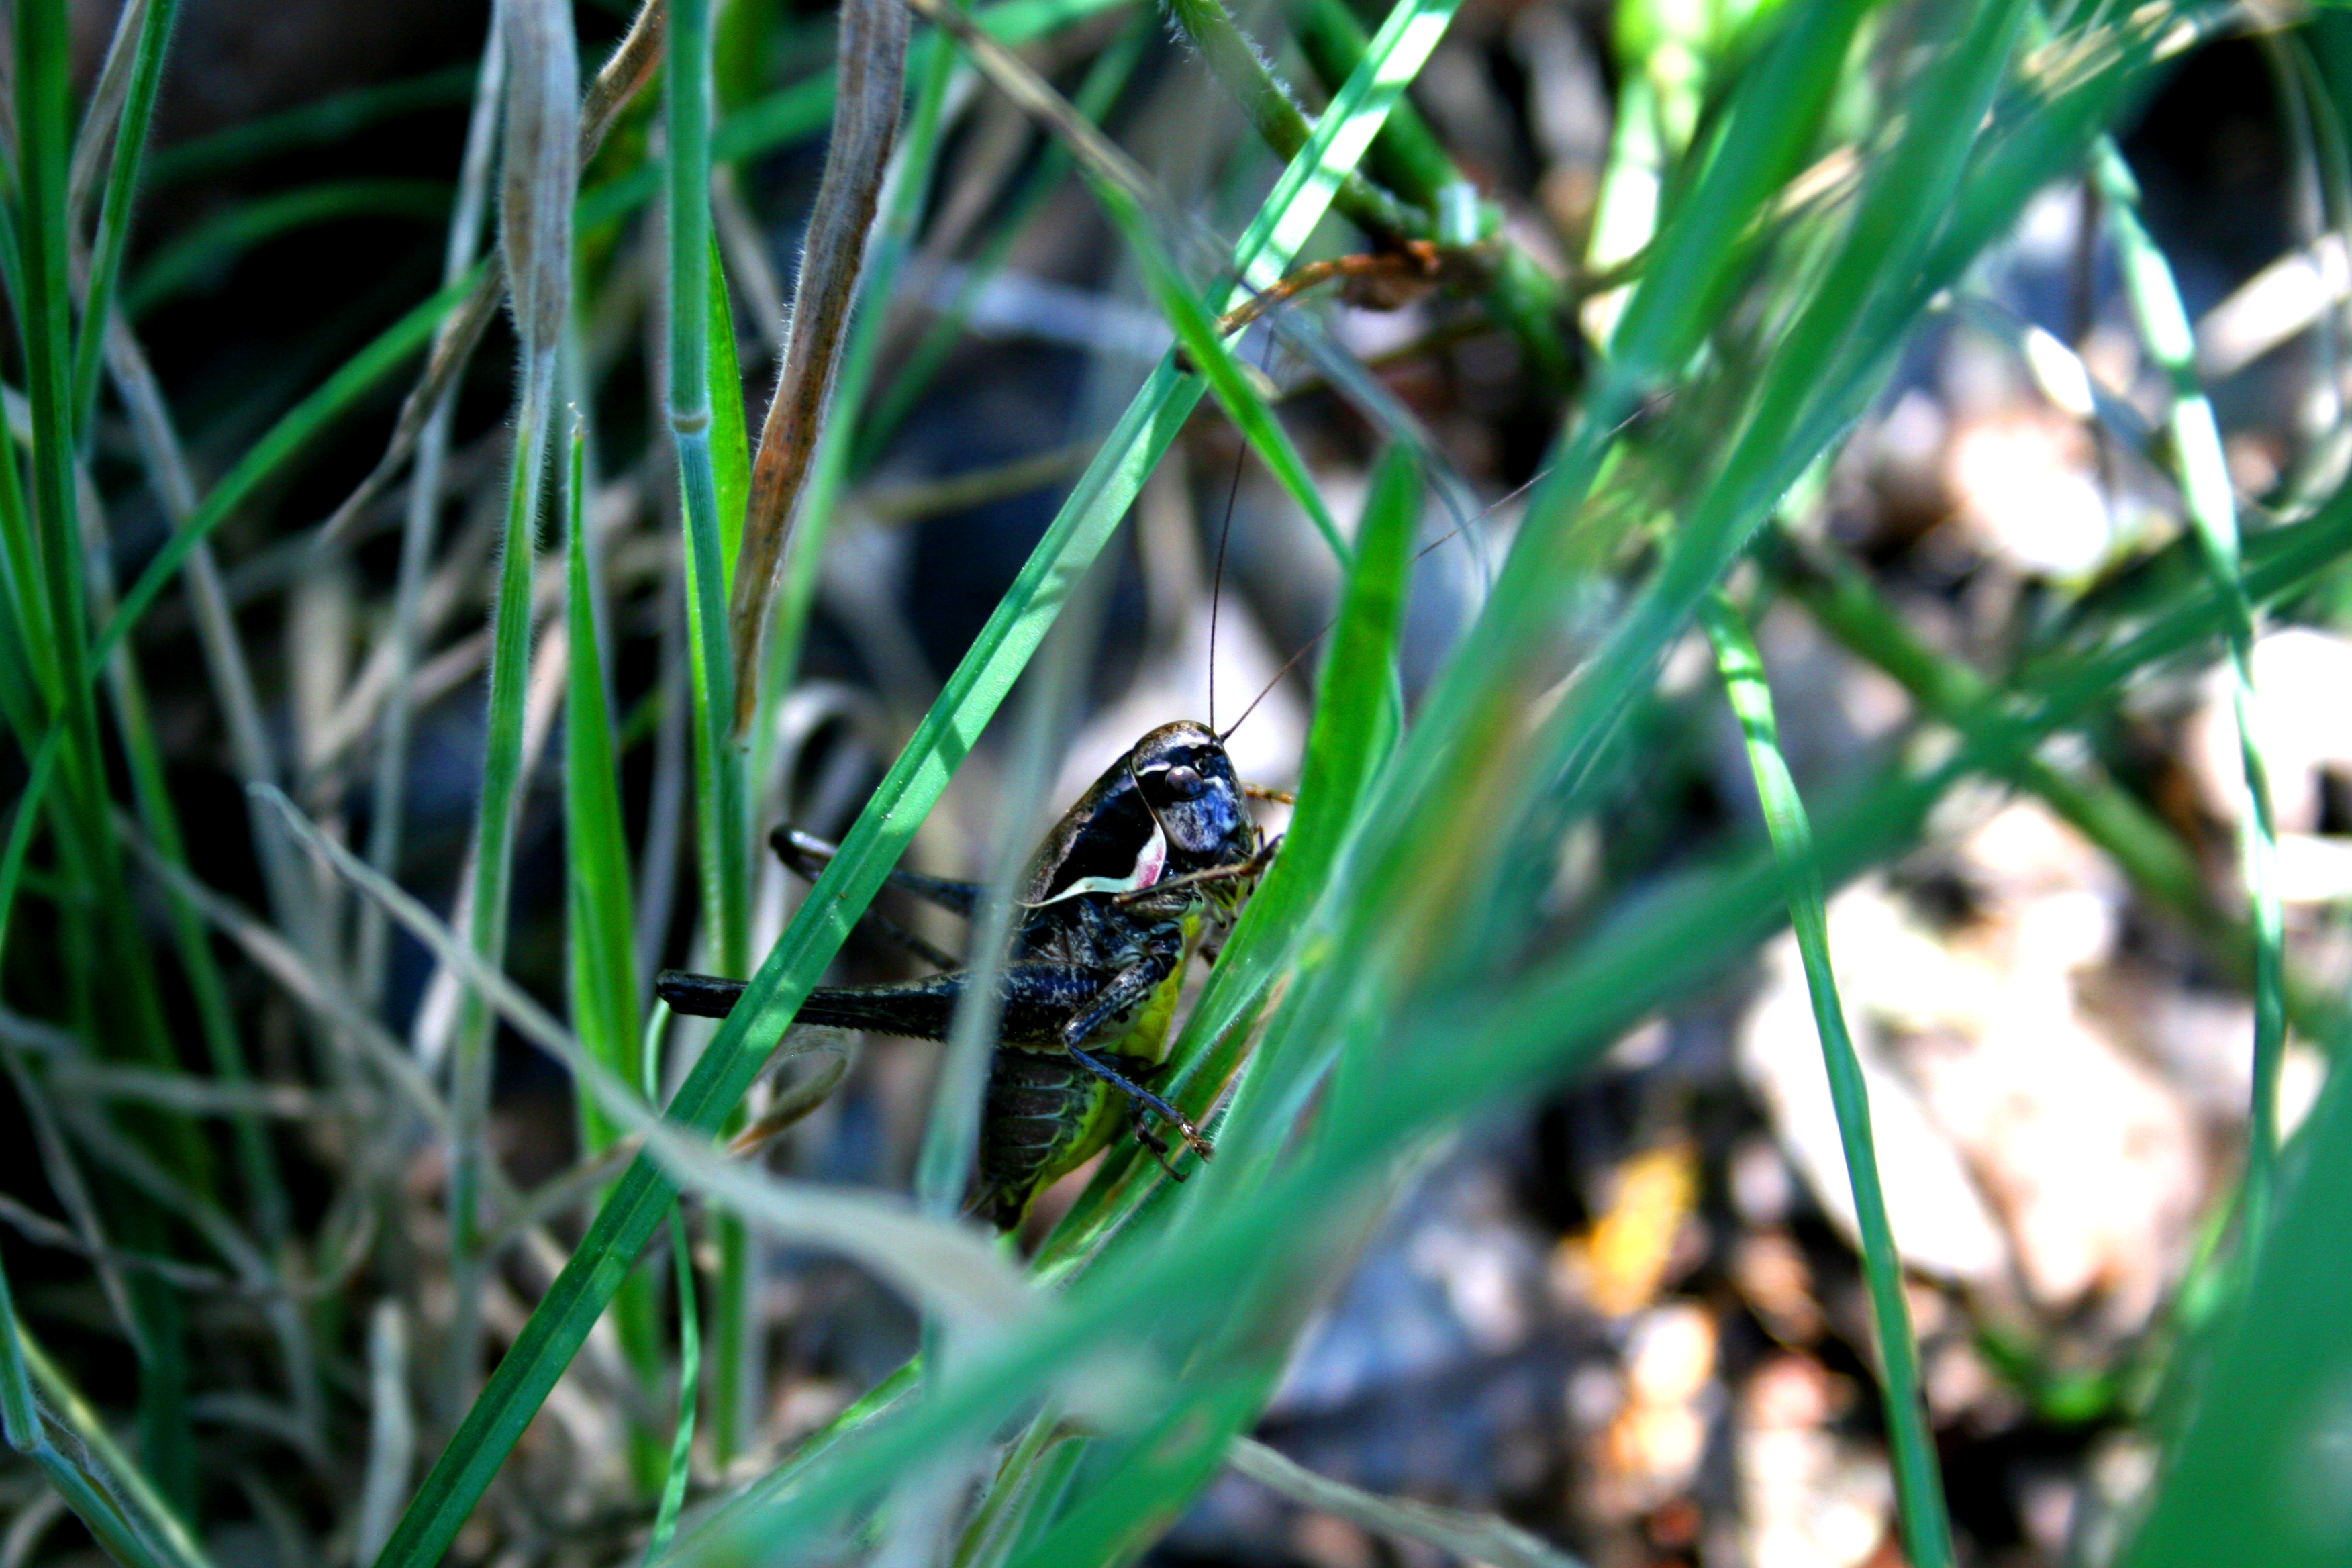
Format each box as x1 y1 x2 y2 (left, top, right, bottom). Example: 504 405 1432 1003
2118 1052 2352 1568
565 422 644 1153
708 238 751 581
669 0 750 985
0 1248 205 1568
449 0 580 1407
70 0 179 441
1699 591 1953 1568
2093 139 2288 1250
1228 1438 1583 1568
1109 187 1348 560
642 1208 702 1566
667 0 758 1467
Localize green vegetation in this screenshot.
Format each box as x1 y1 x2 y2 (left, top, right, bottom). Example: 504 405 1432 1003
0 0 2345 1562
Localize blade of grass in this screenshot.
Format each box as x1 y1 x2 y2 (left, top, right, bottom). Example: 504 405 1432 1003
642 1208 701 1565
0 1248 190 1568
68 0 178 440
565 418 644 1159
2092 138 2288 1251
1699 591 1952 1568
447 0 580 1412
564 410 669 1473
662 0 762 1468
357 15 506 1013
2117 1044 2352 1568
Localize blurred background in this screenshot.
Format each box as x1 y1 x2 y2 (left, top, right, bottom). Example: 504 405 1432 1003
5 0 2349 1563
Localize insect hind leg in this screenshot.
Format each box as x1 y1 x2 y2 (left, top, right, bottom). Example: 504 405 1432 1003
771 828 983 917
1068 1047 1213 1161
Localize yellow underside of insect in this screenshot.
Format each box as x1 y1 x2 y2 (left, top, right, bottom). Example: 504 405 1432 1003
1022 907 1204 1197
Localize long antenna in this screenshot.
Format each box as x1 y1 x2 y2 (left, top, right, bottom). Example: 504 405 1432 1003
1220 464 1555 745
1206 440 1246 733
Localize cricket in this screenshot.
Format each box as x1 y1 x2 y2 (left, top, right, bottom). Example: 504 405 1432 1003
656 717 1278 1228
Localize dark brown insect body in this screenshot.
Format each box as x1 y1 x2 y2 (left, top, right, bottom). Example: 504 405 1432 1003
658 720 1268 1228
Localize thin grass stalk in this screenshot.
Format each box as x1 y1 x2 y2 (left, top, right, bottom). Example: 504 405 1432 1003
0 1250 183 1568
449 0 580 1411
662 0 765 1469
13 0 215 1500
565 419 644 1165
1699 592 1953 1568
102 313 318 1028
358 15 507 1012
1227 1438 1580 1568
1161 0 1424 240
2092 141 2288 1250
66 0 146 224
667 0 744 987
728 0 910 731
353 1304 417 1567
68 0 178 442
642 1209 701 1565
1774 531 2351 1048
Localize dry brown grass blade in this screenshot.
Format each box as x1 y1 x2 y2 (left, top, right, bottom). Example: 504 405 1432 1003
728 0 910 732
499 0 581 357
313 0 667 548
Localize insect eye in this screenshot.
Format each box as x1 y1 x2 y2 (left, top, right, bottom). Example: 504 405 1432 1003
1161 765 1205 801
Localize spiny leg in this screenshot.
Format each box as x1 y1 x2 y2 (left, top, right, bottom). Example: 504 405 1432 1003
1068 1046 1213 1160
1128 1099 1186 1181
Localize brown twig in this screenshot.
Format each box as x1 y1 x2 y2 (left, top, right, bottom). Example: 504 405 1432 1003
314 0 667 549
728 0 911 734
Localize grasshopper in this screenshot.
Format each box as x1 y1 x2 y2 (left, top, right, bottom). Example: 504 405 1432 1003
656 720 1273 1229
